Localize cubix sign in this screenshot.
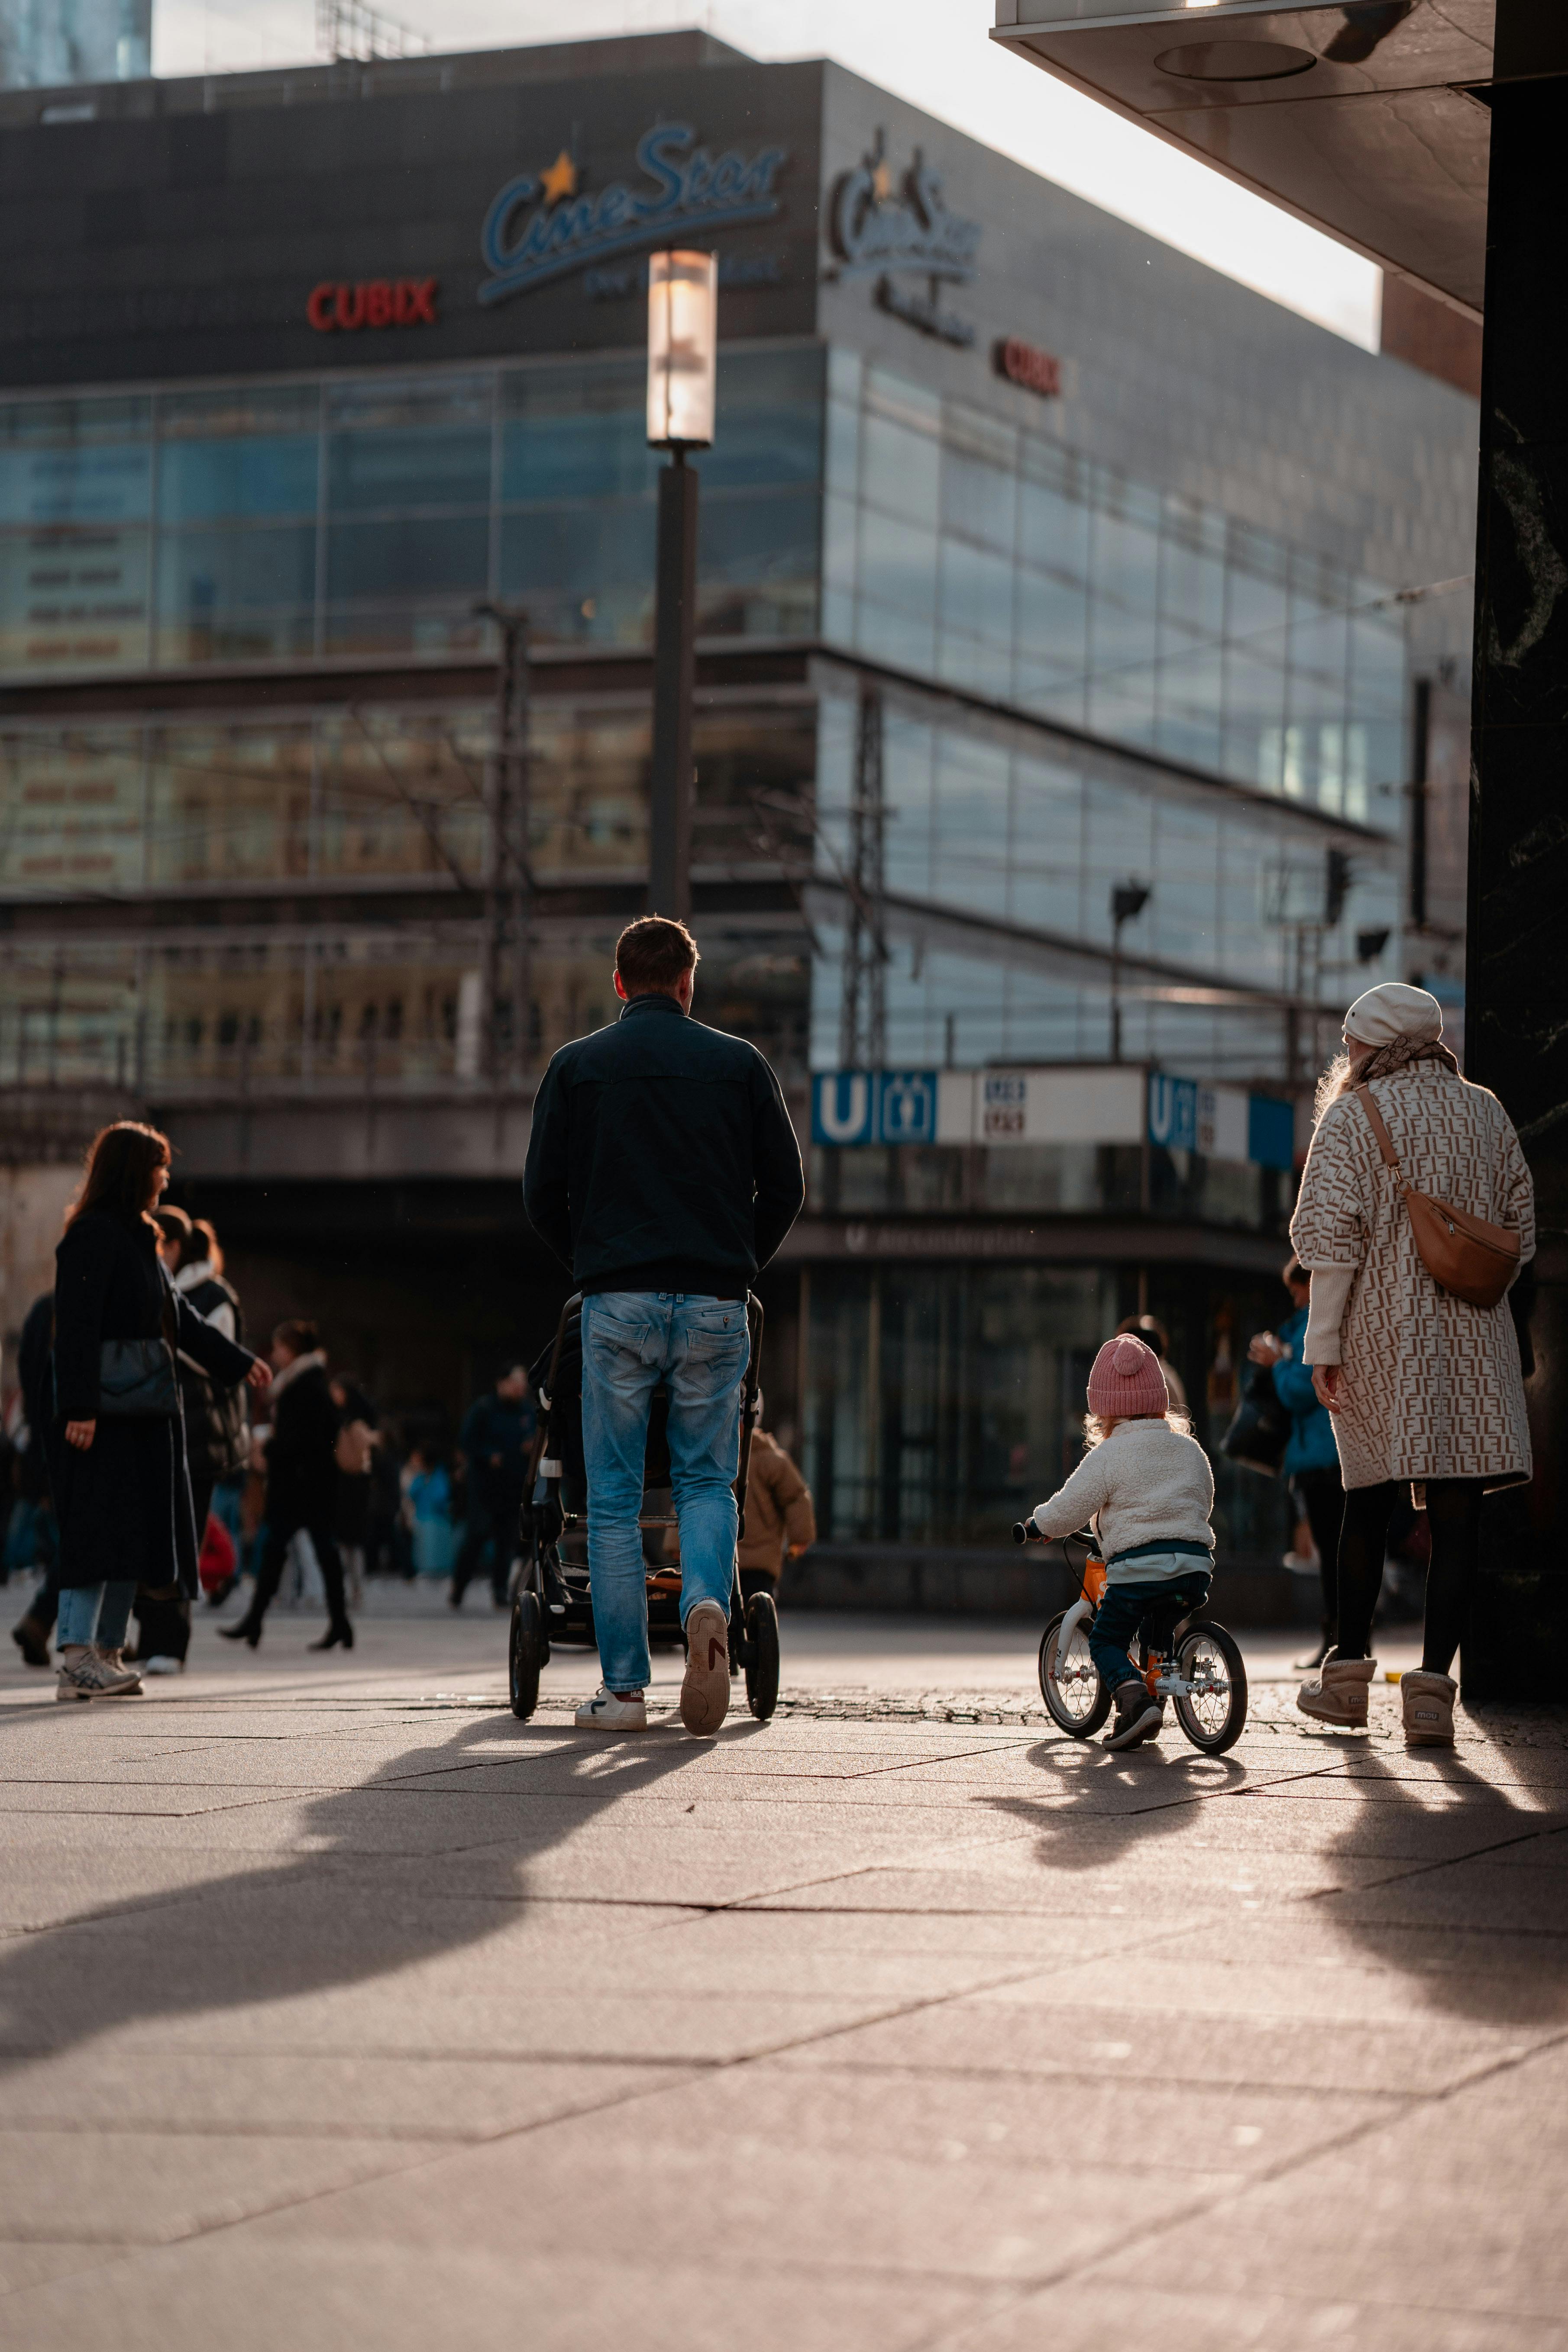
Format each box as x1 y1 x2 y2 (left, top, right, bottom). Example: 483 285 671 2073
811 1070 939 1148
307 280 439 333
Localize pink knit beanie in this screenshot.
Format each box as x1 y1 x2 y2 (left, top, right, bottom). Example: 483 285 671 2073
1086 1334 1168 1421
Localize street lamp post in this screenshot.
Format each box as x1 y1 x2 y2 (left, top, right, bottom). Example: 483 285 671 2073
1109 881 1150 1063
646 250 717 923
473 599 531 1086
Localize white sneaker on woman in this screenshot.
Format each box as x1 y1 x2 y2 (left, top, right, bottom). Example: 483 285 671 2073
55 1647 142 1701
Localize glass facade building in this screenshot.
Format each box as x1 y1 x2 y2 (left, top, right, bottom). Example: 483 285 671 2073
0 33 1480 1560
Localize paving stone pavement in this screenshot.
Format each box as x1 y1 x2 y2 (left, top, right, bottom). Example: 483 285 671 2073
1 1601 1565 2351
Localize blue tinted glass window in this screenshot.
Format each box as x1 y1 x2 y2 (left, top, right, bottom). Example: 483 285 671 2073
698 345 824 491
941 536 1014 646
327 379 491 514
158 526 316 617
501 359 656 503
159 438 318 523
327 516 488 602
941 434 1017 554
0 443 150 526
699 488 820 591
859 507 938 628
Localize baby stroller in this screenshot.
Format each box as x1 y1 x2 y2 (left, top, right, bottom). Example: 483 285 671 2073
508 1291 781 1725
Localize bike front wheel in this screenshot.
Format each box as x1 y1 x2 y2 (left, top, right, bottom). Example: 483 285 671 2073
1172 1621 1248 1754
1038 1610 1111 1738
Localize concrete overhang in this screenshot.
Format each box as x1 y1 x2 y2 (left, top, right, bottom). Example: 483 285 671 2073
989 0 1537 320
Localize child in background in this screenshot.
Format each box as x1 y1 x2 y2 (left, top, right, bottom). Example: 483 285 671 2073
1029 1334 1216 1751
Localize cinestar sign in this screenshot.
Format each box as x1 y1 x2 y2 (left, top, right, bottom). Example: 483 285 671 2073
477 123 789 307
828 134 981 284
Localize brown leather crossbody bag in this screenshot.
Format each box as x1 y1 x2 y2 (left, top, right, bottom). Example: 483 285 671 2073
1354 1084 1520 1309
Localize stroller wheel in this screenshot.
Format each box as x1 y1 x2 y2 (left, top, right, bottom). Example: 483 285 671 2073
743 1588 780 1722
510 1590 543 1721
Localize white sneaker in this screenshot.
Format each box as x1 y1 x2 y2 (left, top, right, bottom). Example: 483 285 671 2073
141 1655 185 1676
55 1646 142 1700
574 1685 648 1731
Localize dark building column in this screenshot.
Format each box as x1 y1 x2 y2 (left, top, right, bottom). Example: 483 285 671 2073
1464 6 1568 1697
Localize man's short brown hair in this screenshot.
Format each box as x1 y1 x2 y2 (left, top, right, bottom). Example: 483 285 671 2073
616 915 699 995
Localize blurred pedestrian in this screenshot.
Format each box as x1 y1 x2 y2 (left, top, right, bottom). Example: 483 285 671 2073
1293 983 1535 1744
1249 1256 1343 1670
220 1321 353 1651
738 1391 815 1602
451 1362 534 1609
1115 1313 1187 1413
52 1123 266 1701
9 1288 61 1667
330 1372 378 1606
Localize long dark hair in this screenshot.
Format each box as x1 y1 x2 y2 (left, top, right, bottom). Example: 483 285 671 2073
65 1121 172 1229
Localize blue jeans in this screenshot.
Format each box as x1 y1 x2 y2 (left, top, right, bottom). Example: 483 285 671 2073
57 1580 135 1649
581 1291 750 1693
1089 1573 1212 1695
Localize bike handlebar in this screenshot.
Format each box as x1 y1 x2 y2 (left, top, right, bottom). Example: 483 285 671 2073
1012 1519 1044 1545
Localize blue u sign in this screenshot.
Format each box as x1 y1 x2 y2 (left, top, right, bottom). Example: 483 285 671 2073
813 1071 875 1146
1147 1073 1197 1154
811 1070 938 1147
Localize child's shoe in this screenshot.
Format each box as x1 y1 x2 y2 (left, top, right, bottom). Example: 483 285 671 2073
1296 1649 1376 1727
1104 1678 1163 1751
1401 1669 1456 1747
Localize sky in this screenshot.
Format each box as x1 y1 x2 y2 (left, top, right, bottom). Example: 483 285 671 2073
153 0 1382 349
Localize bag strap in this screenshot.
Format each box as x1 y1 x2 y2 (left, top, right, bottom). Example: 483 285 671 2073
1354 1084 1410 1194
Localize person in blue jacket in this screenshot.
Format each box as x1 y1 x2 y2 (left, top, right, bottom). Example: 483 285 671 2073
1249 1256 1343 1670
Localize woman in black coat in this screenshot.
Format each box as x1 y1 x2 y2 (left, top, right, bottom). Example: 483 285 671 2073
220 1319 354 1651
53 1123 267 1700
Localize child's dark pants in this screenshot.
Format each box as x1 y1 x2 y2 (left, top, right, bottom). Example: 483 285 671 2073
1090 1573 1212 1694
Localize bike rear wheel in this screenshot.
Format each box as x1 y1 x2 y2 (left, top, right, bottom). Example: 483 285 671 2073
1039 1610 1112 1738
1172 1621 1247 1753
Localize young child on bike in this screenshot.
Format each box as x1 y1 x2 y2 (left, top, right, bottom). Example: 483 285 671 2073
1028 1333 1214 1751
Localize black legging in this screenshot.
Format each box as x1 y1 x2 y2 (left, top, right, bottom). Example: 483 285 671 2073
1337 1478 1484 1676
1292 1467 1344 1638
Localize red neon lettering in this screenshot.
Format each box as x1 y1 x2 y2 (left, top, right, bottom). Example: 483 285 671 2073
996 336 1061 397
307 278 438 331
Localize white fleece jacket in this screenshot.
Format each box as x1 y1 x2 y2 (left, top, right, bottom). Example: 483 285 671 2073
1031 1418 1215 1583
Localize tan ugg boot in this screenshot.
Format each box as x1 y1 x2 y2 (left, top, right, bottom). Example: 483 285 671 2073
1401 1669 1456 1748
1296 1650 1377 1728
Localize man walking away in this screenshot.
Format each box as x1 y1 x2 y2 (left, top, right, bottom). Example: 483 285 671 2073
523 916 804 1736
220 1321 353 1652
451 1362 535 1609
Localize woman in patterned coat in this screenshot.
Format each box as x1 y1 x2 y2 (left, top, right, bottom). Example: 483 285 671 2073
1289 982 1534 1745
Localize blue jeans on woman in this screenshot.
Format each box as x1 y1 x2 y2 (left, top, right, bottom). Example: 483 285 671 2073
581 1292 750 1694
57 1580 136 1649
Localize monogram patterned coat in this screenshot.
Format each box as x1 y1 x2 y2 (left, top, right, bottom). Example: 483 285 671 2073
1289 1062 1535 1491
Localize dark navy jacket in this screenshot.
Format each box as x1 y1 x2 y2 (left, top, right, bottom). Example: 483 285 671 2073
522 993 804 1297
